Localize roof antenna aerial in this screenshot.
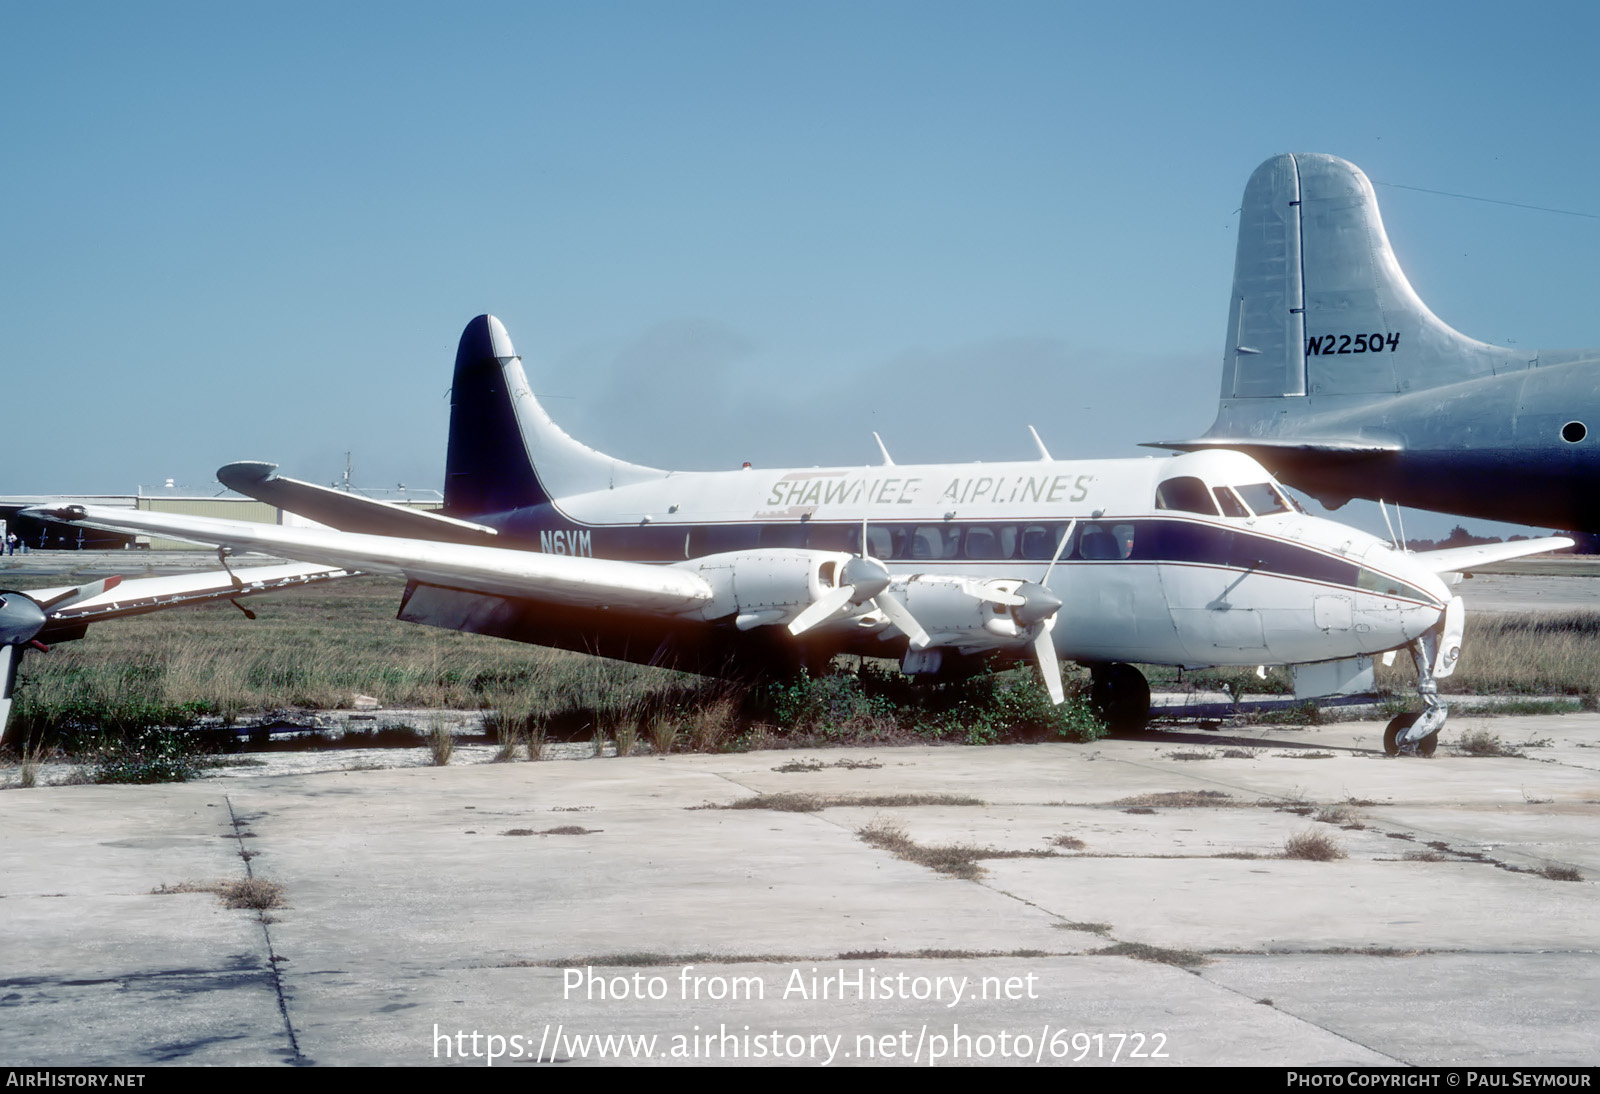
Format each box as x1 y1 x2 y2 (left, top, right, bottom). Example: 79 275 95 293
1027 425 1052 461
872 432 894 467
1379 499 1400 550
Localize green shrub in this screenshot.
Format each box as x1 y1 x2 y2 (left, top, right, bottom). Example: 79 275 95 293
90 729 206 784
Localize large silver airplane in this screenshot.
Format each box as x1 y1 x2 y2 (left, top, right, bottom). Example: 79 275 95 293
12 315 1572 756
1157 152 1600 534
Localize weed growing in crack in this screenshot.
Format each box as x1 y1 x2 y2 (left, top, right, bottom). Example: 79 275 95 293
1283 830 1347 861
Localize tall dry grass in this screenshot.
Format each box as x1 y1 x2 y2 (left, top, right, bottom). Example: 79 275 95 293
10 576 705 743
1377 611 1600 698
9 571 1103 751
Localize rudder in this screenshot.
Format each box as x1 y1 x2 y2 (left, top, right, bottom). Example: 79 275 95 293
1224 153 1527 404
443 315 664 518
444 315 549 515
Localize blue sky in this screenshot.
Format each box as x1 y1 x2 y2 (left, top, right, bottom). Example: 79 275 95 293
6 1 1598 539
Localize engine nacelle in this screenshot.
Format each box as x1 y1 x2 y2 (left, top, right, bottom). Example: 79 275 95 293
891 576 1059 649
682 549 854 629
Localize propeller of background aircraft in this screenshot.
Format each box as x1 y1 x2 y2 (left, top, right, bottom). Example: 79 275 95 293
0 576 124 730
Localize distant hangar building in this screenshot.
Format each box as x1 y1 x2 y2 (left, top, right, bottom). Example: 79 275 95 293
0 489 443 551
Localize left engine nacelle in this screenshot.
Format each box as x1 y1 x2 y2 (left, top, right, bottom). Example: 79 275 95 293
681 549 855 630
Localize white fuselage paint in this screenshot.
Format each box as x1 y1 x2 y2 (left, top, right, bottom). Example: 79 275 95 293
535 449 1449 670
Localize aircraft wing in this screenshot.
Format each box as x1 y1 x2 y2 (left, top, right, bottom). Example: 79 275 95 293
1411 537 1575 575
1142 438 1400 455
2 561 356 738
24 505 713 614
23 563 356 641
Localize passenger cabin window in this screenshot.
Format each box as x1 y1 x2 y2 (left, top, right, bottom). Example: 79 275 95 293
1154 476 1219 516
861 521 1072 561
864 524 897 559
1234 482 1291 516
1020 524 1067 560
758 523 808 548
911 524 961 560
688 525 760 556
1075 522 1135 560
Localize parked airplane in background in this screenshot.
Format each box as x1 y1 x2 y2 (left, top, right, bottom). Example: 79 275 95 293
1156 152 1600 534
14 315 1572 756
0 564 351 735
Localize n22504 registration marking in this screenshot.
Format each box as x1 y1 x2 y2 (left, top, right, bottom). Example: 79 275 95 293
1307 332 1400 355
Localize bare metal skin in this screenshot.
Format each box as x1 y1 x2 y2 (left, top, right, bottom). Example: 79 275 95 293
1157 152 1600 534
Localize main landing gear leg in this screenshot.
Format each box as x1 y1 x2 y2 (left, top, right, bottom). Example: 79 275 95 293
1089 662 1151 734
1383 634 1447 758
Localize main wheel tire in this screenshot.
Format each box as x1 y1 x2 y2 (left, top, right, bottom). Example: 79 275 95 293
1384 713 1421 756
1090 662 1151 733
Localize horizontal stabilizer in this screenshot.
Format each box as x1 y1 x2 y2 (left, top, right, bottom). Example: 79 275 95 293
1412 537 1574 575
219 462 499 543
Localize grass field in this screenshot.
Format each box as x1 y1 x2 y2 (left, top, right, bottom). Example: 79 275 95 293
7 566 1597 753
4 574 1102 753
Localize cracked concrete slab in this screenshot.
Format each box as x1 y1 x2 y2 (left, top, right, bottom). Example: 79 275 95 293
2 715 1596 1067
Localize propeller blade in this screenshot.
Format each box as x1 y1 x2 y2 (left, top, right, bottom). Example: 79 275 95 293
1033 627 1064 705
874 592 930 650
1041 520 1076 585
970 584 1025 607
0 644 16 744
788 585 857 636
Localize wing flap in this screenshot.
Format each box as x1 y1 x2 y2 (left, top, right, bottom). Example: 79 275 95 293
33 563 355 637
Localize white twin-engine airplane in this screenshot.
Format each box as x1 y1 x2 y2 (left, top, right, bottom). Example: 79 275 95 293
12 315 1573 755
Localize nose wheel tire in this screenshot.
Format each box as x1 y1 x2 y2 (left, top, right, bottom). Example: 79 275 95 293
1383 713 1438 757
1090 662 1151 733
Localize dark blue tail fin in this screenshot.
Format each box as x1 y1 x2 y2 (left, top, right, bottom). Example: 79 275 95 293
443 315 663 517
443 315 548 516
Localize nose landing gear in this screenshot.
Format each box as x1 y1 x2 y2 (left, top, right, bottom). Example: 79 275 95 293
1383 628 1453 757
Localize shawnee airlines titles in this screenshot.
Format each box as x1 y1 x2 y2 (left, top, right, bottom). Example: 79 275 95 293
765 471 1095 510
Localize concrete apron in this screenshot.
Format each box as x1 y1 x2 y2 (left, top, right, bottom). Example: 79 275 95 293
2 713 1596 1067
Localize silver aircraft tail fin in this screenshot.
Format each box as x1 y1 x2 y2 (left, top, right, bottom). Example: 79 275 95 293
1223 152 1527 405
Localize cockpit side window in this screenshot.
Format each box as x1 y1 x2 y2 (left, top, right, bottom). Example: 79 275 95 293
1212 486 1249 518
1154 476 1219 515
1234 482 1291 516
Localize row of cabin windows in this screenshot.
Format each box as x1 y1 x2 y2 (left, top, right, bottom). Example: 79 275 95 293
685 521 1144 563
687 521 1077 561
549 513 1426 601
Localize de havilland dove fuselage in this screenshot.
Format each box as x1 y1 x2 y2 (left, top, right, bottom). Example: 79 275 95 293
26 313 1571 753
